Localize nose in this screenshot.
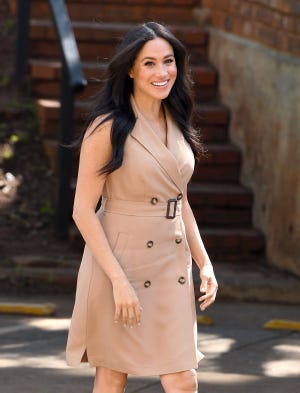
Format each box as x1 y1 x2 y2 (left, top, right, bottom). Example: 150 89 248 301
155 63 168 77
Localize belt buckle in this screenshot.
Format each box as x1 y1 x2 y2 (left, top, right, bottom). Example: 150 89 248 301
166 198 177 219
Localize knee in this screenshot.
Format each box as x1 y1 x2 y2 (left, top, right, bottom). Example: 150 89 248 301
94 367 127 393
161 369 198 392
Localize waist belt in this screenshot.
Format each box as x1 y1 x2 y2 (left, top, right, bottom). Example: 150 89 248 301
100 197 181 219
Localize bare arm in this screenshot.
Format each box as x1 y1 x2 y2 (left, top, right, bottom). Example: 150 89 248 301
72 119 141 326
182 192 218 311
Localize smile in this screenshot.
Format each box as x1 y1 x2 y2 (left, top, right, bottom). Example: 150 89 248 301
151 80 169 87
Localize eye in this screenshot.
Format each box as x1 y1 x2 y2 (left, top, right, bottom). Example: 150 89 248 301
165 58 174 64
144 61 155 67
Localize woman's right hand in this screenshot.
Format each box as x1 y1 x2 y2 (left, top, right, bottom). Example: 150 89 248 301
112 276 142 327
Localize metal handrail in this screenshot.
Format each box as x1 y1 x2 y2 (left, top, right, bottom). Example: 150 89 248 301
15 0 87 237
49 0 86 93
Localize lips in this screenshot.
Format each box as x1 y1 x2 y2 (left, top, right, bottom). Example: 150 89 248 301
151 80 169 87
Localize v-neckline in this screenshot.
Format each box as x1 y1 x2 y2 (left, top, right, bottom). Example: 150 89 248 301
132 97 170 150
130 95 185 192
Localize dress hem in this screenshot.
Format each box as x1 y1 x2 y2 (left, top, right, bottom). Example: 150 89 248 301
66 352 205 376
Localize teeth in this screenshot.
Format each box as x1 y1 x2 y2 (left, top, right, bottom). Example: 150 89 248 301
152 81 168 87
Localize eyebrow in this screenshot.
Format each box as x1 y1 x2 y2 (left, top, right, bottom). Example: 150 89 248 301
141 54 174 61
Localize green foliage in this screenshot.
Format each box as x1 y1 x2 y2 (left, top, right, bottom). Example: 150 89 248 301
1 18 15 37
11 99 40 133
11 100 36 115
14 264 24 273
29 163 48 174
2 143 14 160
10 134 19 143
39 200 55 216
0 75 10 88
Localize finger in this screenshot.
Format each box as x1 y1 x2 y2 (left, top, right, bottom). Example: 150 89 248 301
198 286 218 301
200 296 216 311
198 293 210 302
121 306 128 327
134 303 142 326
127 306 136 328
114 304 121 323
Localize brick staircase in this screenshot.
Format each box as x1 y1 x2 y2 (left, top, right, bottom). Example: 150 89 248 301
28 0 265 264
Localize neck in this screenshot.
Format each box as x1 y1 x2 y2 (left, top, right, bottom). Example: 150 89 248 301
132 92 163 121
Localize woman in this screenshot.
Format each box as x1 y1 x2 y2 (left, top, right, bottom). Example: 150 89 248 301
66 22 218 393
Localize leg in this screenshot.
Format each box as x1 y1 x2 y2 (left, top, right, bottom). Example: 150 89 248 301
93 366 128 393
160 369 198 393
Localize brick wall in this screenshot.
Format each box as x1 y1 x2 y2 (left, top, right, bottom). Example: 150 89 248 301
201 0 300 56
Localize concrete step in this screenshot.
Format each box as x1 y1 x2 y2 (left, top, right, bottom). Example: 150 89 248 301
194 103 229 126
67 223 265 263
36 97 229 141
188 183 253 226
2 257 300 304
193 144 241 183
31 0 199 24
30 20 208 63
29 59 218 102
200 227 265 263
199 126 228 144
41 135 240 185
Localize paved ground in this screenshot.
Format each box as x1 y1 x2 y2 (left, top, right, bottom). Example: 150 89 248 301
0 295 299 393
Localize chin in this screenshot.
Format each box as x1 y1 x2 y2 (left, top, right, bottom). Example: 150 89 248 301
153 88 173 100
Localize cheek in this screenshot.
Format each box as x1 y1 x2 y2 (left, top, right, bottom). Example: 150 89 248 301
136 69 153 83
170 65 177 79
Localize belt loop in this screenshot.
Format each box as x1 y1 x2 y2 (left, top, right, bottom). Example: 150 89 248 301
166 198 177 219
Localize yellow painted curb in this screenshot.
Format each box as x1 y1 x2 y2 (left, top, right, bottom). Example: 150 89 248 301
197 315 214 326
0 302 56 316
263 319 300 331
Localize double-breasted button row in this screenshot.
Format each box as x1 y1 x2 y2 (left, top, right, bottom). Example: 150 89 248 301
147 238 182 247
151 195 182 204
144 277 186 288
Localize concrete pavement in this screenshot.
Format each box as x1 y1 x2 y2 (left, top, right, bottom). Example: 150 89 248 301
0 295 299 393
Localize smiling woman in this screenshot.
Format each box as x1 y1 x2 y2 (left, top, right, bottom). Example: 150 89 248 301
129 38 177 99
128 38 177 146
66 22 218 393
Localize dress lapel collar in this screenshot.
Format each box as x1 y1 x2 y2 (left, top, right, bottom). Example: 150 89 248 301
130 96 185 192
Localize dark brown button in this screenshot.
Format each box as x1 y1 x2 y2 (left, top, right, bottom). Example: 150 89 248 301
147 240 154 248
175 238 182 244
177 193 183 200
144 280 151 288
178 276 186 285
151 197 158 205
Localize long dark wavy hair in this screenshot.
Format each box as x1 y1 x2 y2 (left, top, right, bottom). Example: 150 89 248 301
75 21 203 175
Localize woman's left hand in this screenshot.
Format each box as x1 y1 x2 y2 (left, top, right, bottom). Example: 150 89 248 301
198 264 218 311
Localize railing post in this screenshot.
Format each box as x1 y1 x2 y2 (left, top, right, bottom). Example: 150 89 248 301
14 0 31 88
54 63 74 238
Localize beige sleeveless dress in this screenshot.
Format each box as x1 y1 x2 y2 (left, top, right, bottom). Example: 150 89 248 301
66 97 204 375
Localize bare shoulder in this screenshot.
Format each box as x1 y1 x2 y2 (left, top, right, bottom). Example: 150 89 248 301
84 114 113 142
80 115 113 167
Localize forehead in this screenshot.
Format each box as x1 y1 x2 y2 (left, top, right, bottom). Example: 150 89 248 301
137 37 174 59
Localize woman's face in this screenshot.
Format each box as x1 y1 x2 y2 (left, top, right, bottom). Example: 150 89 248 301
129 37 177 102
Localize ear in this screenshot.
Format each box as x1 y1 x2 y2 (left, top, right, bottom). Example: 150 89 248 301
128 69 134 78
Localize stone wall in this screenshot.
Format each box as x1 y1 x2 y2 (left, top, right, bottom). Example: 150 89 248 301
193 1 300 276
206 28 300 277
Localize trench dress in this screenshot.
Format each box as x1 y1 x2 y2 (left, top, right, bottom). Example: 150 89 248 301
66 97 204 375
